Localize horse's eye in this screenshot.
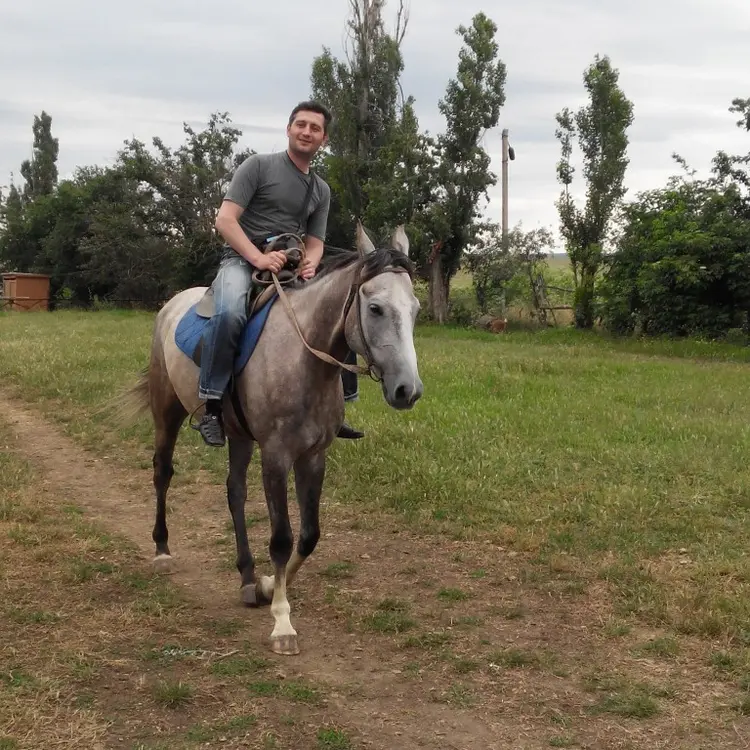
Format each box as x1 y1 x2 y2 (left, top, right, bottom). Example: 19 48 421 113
369 303 383 316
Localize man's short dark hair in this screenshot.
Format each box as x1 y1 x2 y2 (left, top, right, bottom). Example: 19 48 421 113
288 100 333 134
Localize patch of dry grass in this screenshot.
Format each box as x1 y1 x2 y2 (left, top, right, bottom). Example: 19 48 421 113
0 421 348 750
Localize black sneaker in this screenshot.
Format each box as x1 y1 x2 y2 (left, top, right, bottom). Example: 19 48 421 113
193 411 226 447
337 422 364 439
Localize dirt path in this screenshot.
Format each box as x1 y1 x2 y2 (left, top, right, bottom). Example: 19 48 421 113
4 394 747 750
1 396 523 749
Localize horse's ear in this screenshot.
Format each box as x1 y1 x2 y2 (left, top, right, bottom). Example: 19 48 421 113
355 220 377 256
390 224 410 256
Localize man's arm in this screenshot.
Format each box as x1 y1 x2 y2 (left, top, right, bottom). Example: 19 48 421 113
215 156 284 272
300 183 330 279
215 200 267 267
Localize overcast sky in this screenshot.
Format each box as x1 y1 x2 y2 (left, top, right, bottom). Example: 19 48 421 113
1 0 748 251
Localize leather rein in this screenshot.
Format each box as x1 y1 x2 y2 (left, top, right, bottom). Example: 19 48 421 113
255 232 398 383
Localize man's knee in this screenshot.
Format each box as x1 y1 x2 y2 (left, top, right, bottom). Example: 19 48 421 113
217 303 247 335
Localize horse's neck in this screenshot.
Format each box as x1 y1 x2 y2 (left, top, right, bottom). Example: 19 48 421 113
288 263 358 356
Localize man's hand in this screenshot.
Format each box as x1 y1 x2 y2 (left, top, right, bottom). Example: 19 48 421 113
298 256 318 281
299 236 324 281
255 250 287 274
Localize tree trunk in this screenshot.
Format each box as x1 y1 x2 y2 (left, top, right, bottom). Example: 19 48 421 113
574 267 596 329
428 253 449 324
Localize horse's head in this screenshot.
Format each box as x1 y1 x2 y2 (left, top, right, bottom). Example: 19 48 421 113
345 222 423 410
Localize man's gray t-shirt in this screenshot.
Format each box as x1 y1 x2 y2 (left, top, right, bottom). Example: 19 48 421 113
223 151 330 245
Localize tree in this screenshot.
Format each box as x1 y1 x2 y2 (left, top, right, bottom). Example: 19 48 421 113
77 167 172 304
555 54 634 328
310 0 409 246
426 12 507 323
713 97 750 190
601 99 750 338
0 182 29 271
361 96 439 257
730 97 750 132
116 112 252 288
464 222 516 314
19 111 59 202
600 177 750 337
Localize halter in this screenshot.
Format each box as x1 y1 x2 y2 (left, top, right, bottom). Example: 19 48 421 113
263 232 407 383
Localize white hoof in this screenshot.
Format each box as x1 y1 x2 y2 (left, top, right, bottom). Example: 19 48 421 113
153 554 173 574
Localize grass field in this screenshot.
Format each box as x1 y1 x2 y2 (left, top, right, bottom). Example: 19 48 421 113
2 308 750 748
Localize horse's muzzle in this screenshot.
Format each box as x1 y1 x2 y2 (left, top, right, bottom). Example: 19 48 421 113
384 377 423 410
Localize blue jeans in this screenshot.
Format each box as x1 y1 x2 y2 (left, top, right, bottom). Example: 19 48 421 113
198 252 254 400
198 249 360 403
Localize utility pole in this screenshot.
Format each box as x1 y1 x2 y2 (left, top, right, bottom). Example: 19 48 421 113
501 128 515 249
501 128 509 249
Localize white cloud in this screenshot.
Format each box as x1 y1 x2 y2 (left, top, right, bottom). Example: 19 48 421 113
0 0 748 252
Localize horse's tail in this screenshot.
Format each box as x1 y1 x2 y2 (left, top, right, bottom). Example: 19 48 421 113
106 367 151 428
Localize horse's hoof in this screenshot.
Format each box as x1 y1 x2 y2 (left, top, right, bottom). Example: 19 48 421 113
270 634 299 656
256 576 274 604
241 584 259 607
153 554 173 574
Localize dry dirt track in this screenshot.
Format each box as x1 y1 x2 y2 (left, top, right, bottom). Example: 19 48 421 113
3 394 746 750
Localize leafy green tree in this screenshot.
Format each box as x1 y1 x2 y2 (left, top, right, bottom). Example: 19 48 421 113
310 0 410 247
600 175 750 337
464 222 516 314
555 54 634 328
714 97 750 189
0 183 29 271
426 12 507 323
77 167 172 304
362 96 439 261
730 97 750 132
19 111 59 201
115 111 252 288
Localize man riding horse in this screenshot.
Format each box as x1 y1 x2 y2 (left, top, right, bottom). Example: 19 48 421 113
194 100 364 447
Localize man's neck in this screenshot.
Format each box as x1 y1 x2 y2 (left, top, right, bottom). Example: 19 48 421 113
286 148 312 174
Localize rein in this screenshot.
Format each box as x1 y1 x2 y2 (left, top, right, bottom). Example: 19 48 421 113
259 232 388 382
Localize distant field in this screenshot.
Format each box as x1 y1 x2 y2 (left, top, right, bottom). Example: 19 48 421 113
2 309 750 748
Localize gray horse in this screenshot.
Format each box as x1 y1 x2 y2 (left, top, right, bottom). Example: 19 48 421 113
114 222 423 655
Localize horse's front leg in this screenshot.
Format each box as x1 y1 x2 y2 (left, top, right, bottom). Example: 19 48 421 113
260 448 298 655
286 449 325 589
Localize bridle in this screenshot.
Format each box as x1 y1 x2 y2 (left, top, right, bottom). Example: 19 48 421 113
256 232 408 384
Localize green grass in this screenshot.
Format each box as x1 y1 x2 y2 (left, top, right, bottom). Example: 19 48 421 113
437 587 470 603
489 648 542 669
583 672 674 719
362 598 416 634
2 311 750 641
633 636 680 660
152 680 193 708
320 561 356 580
316 727 353 749
246 679 321 704
208 654 269 677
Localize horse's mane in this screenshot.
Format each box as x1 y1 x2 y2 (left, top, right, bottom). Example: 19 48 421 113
307 244 415 286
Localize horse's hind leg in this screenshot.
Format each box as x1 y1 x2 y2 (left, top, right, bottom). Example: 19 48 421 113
151 392 187 573
226 436 261 606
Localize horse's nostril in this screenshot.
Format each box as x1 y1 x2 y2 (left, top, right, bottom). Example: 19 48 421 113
395 385 407 402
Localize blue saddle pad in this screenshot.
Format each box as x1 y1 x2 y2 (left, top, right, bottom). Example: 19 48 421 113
175 294 278 374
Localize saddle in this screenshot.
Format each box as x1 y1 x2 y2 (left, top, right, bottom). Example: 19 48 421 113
189 238 304 369
194 244 303 321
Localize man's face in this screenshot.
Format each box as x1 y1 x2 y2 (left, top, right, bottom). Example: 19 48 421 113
287 110 328 157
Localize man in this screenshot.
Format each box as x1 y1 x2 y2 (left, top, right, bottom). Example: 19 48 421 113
194 100 364 447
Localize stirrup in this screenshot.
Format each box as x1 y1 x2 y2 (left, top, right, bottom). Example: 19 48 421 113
191 412 226 447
